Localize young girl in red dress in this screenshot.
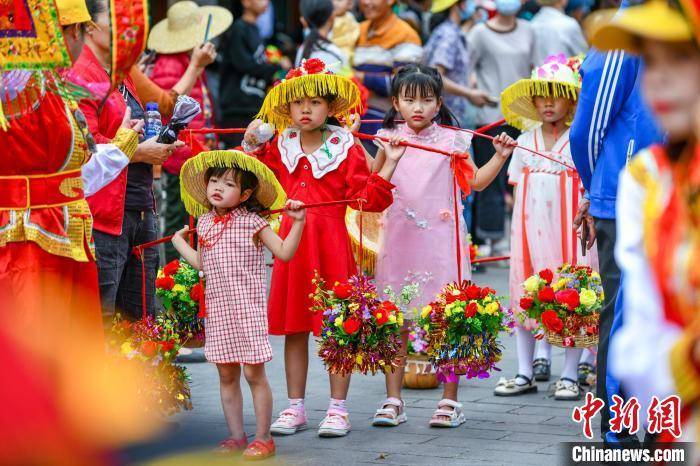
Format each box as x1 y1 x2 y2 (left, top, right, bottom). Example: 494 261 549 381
243 58 405 438
173 150 306 459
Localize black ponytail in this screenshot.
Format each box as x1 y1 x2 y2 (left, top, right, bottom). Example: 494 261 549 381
300 0 337 62
383 64 461 129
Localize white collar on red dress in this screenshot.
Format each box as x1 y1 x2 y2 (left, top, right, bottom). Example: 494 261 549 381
277 124 353 178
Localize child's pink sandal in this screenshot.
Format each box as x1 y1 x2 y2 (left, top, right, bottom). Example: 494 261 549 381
318 408 351 437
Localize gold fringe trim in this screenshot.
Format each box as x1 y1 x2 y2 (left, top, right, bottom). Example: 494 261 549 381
500 79 580 131
670 331 700 405
256 73 361 130
112 127 139 160
180 150 287 218
345 208 377 276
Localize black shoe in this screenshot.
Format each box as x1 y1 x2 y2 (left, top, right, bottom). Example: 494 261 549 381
532 358 551 381
577 362 595 386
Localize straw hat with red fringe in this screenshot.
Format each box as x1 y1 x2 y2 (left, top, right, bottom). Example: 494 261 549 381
256 58 362 130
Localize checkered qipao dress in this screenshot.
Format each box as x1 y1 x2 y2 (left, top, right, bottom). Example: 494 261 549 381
198 207 273 364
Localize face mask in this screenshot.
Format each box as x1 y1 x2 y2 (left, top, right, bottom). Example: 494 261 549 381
459 1 476 21
495 0 521 16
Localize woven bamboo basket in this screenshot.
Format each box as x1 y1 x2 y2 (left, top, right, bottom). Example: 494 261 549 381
403 354 440 389
545 313 599 348
346 208 382 276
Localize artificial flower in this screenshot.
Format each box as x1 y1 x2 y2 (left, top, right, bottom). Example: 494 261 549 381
343 317 361 335
539 268 554 284
524 275 541 293
333 282 353 299
140 340 159 358
465 285 481 300
541 310 564 333
538 286 555 303
480 287 496 299
156 276 175 290
303 58 325 74
172 284 186 294
421 305 432 318
334 316 343 328
286 68 303 79
555 289 580 311
163 259 180 276
373 310 389 326
465 301 478 318
519 297 534 310
190 282 203 302
579 289 597 308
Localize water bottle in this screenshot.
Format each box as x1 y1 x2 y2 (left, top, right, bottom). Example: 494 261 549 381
144 102 162 140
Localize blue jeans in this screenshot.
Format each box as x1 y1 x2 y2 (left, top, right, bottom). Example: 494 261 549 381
94 209 159 321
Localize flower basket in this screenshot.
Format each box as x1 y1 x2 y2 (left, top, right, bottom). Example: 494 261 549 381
403 354 440 389
311 273 406 376
417 281 513 382
156 259 206 345
108 315 193 415
518 264 603 349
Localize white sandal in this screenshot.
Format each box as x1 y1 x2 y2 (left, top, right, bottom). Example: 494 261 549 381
493 374 538 396
554 377 581 400
429 399 466 428
372 397 407 427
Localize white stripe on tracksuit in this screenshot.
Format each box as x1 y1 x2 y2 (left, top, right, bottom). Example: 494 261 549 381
586 50 625 175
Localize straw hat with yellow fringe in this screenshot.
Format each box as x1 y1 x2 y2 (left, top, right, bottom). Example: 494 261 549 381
180 150 286 218
431 0 461 13
590 0 697 52
256 58 362 130
500 54 582 131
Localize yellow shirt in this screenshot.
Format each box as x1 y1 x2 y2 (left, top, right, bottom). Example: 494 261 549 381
332 12 360 65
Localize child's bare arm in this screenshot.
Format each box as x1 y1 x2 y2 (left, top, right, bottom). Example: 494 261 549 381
470 132 517 191
258 201 306 261
171 225 201 270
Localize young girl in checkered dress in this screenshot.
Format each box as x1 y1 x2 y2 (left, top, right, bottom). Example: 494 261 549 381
173 151 306 460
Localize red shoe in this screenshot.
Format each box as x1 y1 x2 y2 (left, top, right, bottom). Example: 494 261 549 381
215 436 248 454
243 438 275 461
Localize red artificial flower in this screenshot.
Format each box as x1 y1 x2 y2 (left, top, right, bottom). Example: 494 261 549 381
539 269 554 284
380 300 398 313
303 58 325 74
586 325 598 335
156 275 175 291
140 340 159 357
190 282 203 302
519 297 534 310
159 339 176 352
163 259 180 276
555 289 580 311
286 68 303 79
372 309 389 326
333 282 353 299
541 310 564 333
465 301 478 318
343 317 361 335
465 285 482 300
538 286 555 303
469 245 478 261
480 287 495 299
562 336 575 347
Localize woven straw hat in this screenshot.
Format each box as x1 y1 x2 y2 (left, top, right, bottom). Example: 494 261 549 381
500 54 582 131
256 58 362 130
147 1 233 54
180 150 286 218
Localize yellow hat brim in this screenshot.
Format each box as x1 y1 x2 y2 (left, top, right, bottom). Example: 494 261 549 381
147 6 233 54
591 2 693 53
179 150 286 218
431 0 460 13
256 73 361 130
501 79 579 131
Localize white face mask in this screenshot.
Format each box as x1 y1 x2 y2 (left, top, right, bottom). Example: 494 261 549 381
495 0 521 16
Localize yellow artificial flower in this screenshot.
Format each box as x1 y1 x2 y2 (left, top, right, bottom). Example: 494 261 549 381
334 317 343 327
177 394 185 401
388 314 397 324
172 284 186 293
356 354 363 365
348 303 359 312
157 269 165 279
486 302 500 315
421 305 432 318
445 303 454 317
591 271 601 281
477 303 486 314
120 342 134 356
523 275 541 292
397 313 404 326
580 289 597 308
423 324 430 331
483 296 492 304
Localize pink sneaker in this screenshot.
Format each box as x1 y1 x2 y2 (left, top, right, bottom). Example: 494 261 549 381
270 408 308 435
318 409 351 437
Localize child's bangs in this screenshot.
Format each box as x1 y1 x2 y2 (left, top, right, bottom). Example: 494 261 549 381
399 73 438 99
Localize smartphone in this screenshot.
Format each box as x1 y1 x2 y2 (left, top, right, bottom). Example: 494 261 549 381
580 217 588 257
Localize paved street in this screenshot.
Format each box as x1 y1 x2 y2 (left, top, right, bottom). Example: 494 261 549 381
125 266 596 466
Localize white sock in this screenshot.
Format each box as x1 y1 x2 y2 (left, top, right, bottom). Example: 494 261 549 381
579 348 596 365
515 327 536 383
329 398 347 413
534 340 552 361
289 398 305 413
561 348 583 382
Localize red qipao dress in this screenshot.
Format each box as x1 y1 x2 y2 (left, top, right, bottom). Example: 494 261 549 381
0 85 137 339
255 125 394 335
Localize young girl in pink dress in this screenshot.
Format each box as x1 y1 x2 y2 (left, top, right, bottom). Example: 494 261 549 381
172 151 306 459
493 56 598 401
371 64 517 428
